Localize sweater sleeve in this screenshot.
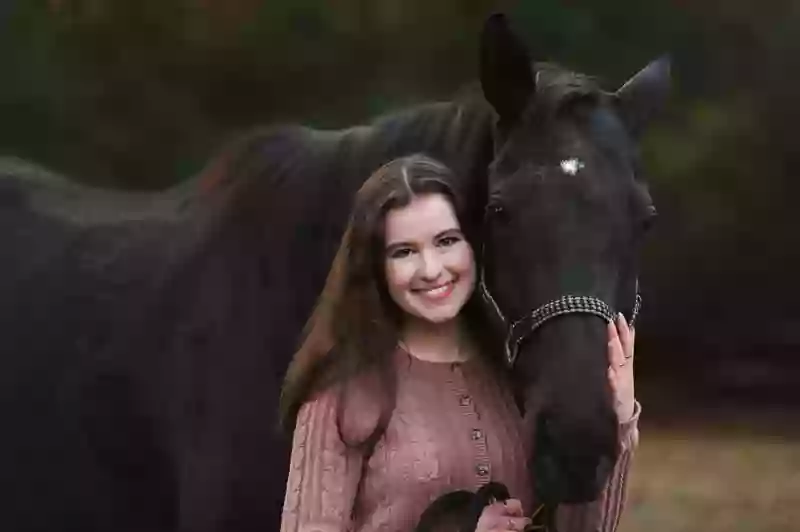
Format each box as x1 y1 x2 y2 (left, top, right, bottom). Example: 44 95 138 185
552 400 641 532
280 389 365 532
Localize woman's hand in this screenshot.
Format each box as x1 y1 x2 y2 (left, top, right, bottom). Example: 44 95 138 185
607 313 636 423
475 498 531 532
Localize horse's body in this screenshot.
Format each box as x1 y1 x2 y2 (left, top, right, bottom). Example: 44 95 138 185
0 101 494 532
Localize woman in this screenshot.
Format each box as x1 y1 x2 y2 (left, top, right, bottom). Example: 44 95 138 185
278 154 639 532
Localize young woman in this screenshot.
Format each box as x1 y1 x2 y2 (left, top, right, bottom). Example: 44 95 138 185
279 154 639 532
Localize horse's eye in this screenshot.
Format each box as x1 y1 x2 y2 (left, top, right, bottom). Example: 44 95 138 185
487 202 504 215
487 202 509 223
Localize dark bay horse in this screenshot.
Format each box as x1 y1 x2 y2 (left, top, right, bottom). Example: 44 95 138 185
0 14 669 532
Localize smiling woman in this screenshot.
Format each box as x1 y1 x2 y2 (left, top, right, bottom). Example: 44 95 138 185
278 154 532 532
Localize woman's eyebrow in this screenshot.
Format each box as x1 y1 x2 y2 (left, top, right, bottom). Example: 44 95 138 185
385 227 462 250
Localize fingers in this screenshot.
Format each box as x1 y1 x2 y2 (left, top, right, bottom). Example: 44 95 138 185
616 313 634 360
509 516 532 531
607 319 625 369
503 499 523 516
608 313 635 369
478 499 530 532
484 498 523 517
488 516 531 532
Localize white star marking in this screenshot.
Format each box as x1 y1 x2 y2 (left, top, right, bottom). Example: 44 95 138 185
560 158 585 175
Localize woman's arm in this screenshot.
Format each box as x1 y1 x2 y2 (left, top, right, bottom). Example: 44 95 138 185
553 400 641 532
281 388 365 532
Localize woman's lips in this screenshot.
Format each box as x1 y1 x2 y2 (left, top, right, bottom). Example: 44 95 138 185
413 280 456 301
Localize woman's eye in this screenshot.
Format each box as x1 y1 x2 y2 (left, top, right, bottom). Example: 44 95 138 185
438 236 460 247
389 248 413 259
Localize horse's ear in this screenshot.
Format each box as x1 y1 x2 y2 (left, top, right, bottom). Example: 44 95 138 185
479 13 535 122
614 55 671 138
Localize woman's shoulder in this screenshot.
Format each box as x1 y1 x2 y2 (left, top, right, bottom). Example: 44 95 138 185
339 367 391 447
301 363 390 448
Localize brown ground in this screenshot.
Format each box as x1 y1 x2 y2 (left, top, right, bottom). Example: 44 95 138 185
619 426 800 532
618 366 800 532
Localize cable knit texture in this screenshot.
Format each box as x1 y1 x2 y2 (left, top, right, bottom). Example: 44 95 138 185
281 349 641 532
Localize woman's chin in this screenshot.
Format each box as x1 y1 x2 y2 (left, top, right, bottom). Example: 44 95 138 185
409 304 462 325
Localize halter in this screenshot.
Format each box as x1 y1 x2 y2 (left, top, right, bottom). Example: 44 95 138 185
478 242 642 368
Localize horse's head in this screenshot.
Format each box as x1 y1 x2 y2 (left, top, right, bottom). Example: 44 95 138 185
478 14 668 504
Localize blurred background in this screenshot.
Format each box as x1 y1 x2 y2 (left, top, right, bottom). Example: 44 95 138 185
2 0 798 530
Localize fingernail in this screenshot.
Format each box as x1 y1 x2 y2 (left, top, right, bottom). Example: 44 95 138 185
618 312 626 323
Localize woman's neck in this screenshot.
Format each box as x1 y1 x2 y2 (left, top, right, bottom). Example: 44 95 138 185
399 317 473 363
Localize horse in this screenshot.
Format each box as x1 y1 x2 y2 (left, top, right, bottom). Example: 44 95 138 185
0 13 668 532
415 16 669 530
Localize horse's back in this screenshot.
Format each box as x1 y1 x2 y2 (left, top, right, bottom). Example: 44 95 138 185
0 158 195 532
0 159 195 352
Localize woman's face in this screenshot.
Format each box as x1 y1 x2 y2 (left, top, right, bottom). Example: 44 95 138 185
383 193 476 325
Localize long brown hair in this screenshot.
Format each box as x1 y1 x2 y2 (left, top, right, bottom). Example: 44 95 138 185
278 153 502 446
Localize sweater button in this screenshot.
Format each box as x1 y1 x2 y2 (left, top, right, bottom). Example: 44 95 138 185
471 428 483 440
460 395 471 406
476 464 489 476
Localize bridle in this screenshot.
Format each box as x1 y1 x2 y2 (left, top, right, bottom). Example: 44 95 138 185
476 210 643 367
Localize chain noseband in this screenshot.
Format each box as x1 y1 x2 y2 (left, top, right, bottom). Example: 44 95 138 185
478 250 642 368
503 288 642 367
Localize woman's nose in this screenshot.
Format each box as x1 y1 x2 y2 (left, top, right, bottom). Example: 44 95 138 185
419 250 444 280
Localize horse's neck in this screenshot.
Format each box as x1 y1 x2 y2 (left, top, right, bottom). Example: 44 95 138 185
326 99 495 222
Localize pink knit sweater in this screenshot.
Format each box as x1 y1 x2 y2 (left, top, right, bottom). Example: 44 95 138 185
281 349 640 532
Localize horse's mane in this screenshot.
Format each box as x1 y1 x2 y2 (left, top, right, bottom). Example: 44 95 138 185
196 87 496 203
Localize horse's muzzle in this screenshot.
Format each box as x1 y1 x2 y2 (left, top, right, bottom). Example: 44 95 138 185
531 413 618 505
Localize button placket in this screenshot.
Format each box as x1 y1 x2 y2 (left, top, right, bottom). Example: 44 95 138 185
449 362 491 484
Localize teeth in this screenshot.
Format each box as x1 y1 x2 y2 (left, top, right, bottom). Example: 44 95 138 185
426 283 450 295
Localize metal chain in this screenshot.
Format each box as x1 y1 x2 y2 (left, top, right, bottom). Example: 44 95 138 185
505 291 642 366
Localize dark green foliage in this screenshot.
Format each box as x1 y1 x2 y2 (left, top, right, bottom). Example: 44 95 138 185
2 0 798 360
